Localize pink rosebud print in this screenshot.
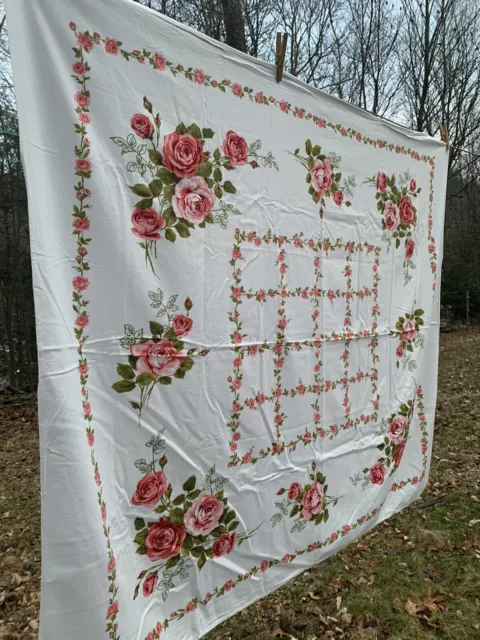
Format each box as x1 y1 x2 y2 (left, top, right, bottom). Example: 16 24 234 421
185 600 195 613
260 560 269 572
356 132 362 141
130 340 185 377
142 573 158 597
288 482 302 501
401 318 418 342
194 69 205 84
79 364 89 376
223 130 248 167
212 531 236 558
87 432 94 446
131 472 168 508
376 172 388 192
172 176 215 224
405 239 415 260
255 92 265 104
171 314 193 337
387 415 407 444
145 519 186 561
369 462 385 485
130 114 153 139
131 208 165 240
104 38 119 55
106 600 118 620
282 554 291 563
399 195 415 226
243 452 252 464
233 333 242 345
153 54 167 70
232 83 243 97
107 556 116 573
393 440 406 467
383 200 400 231
73 276 89 291
311 158 333 197
279 100 288 112
83 402 91 416
396 345 404 358
184 494 224 536
224 580 233 591
69 21 76 30
333 189 344 206
301 481 324 521
156 622 163 634
75 158 91 173
75 314 89 328
409 178 417 191
101 504 107 520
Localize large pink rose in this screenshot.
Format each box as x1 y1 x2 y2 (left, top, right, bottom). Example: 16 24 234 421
393 440 406 467
399 195 415 226
130 340 185 377
172 176 215 224
162 132 204 177
311 158 333 197
131 472 168 508
383 200 400 231
222 130 248 167
387 415 407 444
130 114 153 139
376 172 388 192
369 462 385 485
171 314 192 337
184 494 224 536
301 481 324 522
288 482 302 501
131 208 165 240
142 573 158 597
145 519 186 561
401 319 418 342
405 239 415 259
212 532 236 558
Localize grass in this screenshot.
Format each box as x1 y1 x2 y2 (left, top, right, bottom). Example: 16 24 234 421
0 329 479 639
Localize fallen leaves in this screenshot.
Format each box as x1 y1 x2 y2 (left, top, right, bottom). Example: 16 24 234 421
404 593 446 616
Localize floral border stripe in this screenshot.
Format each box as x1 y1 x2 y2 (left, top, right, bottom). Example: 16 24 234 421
69 22 120 639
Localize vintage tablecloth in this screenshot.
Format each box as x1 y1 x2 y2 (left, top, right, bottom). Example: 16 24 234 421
5 0 447 638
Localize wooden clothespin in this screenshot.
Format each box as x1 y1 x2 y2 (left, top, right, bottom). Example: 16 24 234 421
439 122 450 151
275 32 288 83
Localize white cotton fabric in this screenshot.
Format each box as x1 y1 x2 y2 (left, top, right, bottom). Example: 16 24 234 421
5 0 447 638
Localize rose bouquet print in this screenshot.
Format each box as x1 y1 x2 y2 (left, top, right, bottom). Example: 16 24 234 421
5 1 447 638
112 97 277 274
132 431 258 601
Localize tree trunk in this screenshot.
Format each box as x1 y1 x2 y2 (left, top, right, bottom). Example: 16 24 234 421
221 0 247 52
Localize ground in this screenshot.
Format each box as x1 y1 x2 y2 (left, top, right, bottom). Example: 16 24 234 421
0 330 479 639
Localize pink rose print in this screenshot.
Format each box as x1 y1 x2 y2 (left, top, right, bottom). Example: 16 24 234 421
185 600 195 613
369 462 386 485
130 340 186 377
232 83 243 96
333 189 344 206
387 415 407 444
409 178 417 191
72 276 89 291
212 532 236 558
77 33 93 52
405 239 415 259
171 314 193 337
260 560 269 572
163 132 204 178
222 130 248 167
301 481 325 521
396 345 404 358
107 556 116 573
311 158 333 197
172 176 216 224
75 315 89 328
288 482 302 501
194 68 205 84
383 200 400 231
130 114 153 139
376 172 388 192
145 519 186 561
72 62 87 75
131 471 168 508
153 54 167 70
75 158 91 173
401 318 418 342
131 208 165 240
399 195 415 226
104 38 119 55
87 432 94 446
106 600 118 620
184 494 224 536
224 580 234 592
78 112 90 124
393 440 406 467
142 573 158 597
